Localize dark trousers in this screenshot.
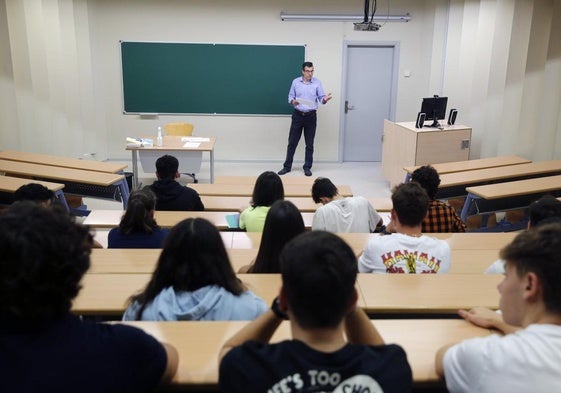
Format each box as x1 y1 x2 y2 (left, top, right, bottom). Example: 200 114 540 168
282 110 317 171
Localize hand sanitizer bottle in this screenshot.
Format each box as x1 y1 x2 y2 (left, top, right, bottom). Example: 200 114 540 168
157 126 163 147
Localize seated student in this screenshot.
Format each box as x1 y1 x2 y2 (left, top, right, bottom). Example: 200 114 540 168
14 183 55 206
0 202 177 392
358 182 451 273
435 223 561 393
239 171 284 232
239 200 305 273
108 189 170 248
311 177 382 233
219 231 413 392
410 165 467 232
148 154 204 211
486 195 561 274
123 218 267 321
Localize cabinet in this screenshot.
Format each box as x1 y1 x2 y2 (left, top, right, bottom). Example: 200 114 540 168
381 120 472 187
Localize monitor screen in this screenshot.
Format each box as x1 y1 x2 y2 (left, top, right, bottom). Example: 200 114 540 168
420 96 448 128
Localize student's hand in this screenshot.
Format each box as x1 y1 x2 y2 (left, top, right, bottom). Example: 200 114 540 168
322 93 333 104
458 307 513 333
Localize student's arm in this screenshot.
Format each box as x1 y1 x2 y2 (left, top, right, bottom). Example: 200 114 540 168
458 307 520 334
434 343 455 377
219 310 283 362
159 342 179 385
344 307 384 346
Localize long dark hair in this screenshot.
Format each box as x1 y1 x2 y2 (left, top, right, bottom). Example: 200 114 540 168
249 200 305 273
119 189 159 235
128 218 243 320
251 171 284 207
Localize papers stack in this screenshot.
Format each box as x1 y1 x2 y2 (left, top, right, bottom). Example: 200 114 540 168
126 137 154 148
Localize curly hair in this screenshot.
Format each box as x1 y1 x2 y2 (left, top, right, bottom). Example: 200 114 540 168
0 202 93 322
410 165 441 199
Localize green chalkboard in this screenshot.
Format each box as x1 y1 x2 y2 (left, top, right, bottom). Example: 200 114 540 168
121 41 305 115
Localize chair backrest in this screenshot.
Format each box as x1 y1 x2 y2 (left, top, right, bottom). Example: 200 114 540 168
163 122 194 136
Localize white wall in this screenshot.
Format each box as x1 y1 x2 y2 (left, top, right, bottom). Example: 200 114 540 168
1 0 560 164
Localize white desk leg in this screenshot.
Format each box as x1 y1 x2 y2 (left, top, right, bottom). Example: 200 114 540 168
210 149 214 184
132 150 139 190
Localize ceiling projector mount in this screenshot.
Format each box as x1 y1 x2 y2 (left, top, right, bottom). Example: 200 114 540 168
354 0 381 31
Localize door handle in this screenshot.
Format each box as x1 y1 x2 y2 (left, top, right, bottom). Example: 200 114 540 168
345 100 355 114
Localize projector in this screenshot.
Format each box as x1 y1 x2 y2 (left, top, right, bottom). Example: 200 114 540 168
354 22 381 31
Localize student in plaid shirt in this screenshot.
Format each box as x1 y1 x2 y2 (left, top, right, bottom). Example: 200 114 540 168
411 165 467 232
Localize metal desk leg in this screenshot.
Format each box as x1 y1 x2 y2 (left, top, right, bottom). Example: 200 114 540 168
404 173 411 183
131 150 139 190
117 170 130 208
460 193 478 222
210 149 214 184
54 190 70 211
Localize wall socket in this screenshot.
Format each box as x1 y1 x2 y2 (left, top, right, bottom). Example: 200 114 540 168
461 140 470 149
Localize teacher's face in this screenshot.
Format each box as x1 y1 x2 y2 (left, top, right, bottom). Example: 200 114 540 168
302 66 314 82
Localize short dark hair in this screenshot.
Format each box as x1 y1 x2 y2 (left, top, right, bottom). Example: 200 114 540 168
119 189 159 235
501 222 561 314
250 200 305 273
529 195 561 227
280 231 357 329
0 202 93 323
302 62 313 70
311 177 338 203
129 218 243 320
251 171 284 207
14 183 55 204
155 154 179 180
410 165 440 199
391 182 429 226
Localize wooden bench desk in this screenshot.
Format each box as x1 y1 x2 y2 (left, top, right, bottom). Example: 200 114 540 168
461 175 561 228
89 248 257 274
215 175 315 185
0 175 68 208
449 249 500 274
119 319 491 387
83 210 315 230
403 155 531 182
357 273 501 315
436 160 561 199
0 159 128 209
190 183 353 197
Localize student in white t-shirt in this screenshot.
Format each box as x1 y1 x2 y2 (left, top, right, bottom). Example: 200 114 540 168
311 177 382 233
358 182 451 274
436 223 561 393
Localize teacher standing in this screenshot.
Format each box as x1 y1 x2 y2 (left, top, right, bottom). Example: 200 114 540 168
278 62 332 177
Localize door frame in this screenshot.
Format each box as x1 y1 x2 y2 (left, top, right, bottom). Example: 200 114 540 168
339 41 400 161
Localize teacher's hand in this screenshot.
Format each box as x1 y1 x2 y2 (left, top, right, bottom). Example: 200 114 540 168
322 93 333 104
291 99 299 106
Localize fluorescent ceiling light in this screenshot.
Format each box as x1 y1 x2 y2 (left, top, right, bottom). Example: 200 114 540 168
280 12 411 22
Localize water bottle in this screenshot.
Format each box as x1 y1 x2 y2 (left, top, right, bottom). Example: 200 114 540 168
157 126 163 147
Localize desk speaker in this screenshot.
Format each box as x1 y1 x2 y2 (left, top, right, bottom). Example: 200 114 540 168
415 112 426 128
448 109 458 125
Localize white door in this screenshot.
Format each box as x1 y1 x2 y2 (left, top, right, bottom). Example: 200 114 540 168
342 44 397 162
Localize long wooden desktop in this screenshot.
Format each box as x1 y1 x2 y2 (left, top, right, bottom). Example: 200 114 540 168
0 175 67 208
190 183 353 198
118 319 492 387
126 135 216 189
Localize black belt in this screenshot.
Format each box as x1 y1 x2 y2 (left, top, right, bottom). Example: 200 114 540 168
294 109 316 116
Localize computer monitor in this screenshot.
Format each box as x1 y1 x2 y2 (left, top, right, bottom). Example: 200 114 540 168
420 95 448 128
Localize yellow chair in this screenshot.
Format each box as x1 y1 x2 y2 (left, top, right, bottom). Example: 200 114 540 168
163 122 194 136
162 122 198 183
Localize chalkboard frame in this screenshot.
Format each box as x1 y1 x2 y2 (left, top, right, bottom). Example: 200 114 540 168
120 41 306 116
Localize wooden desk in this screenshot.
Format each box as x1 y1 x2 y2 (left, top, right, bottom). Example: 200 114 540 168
382 120 472 187
0 175 68 208
215 175 315 185
357 273 501 314
126 136 216 189
403 155 531 182
119 319 491 386
437 160 561 199
75 273 364 316
0 159 128 209
89 248 257 274
449 249 500 274
190 183 353 198
83 210 314 230
0 150 128 173
461 175 561 225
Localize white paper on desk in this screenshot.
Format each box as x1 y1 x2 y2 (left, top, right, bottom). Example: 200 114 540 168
183 142 201 148
296 98 316 108
182 137 210 142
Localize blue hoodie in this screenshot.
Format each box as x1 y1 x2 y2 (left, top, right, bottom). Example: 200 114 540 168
122 285 267 321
